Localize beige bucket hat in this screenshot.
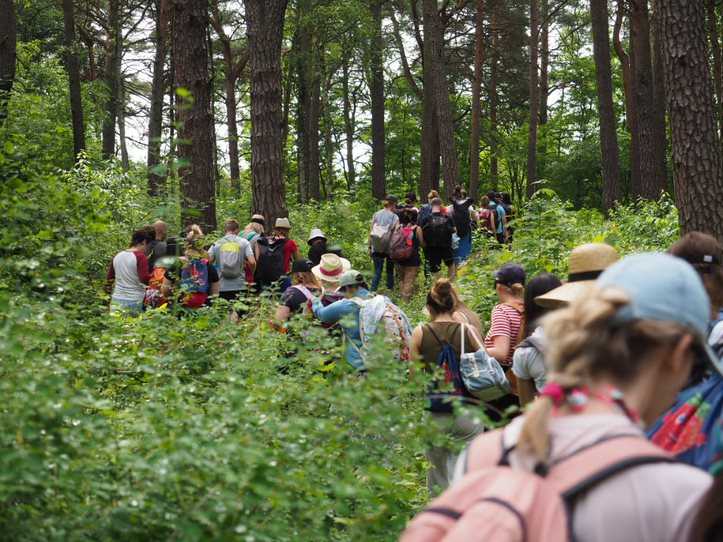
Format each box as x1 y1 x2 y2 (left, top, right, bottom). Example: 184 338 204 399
275 217 291 229
312 253 352 283
535 243 620 308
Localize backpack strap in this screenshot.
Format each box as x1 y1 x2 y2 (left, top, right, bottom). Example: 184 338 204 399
464 429 509 473
292 285 315 301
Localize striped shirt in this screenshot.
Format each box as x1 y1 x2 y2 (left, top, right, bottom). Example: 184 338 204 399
484 301 524 366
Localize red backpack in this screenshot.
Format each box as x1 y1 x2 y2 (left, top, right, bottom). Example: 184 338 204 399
389 225 416 261
399 430 673 542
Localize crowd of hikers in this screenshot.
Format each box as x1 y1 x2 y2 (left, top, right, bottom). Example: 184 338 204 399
104 192 723 541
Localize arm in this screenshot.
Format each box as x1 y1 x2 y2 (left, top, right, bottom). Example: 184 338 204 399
207 263 220 296
161 277 173 296
135 253 151 284
312 298 352 324
271 305 292 331
410 325 424 362
244 242 256 275
486 335 511 365
416 225 425 248
517 378 536 407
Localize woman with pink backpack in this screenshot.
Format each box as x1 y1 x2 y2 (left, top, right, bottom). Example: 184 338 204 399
401 253 716 542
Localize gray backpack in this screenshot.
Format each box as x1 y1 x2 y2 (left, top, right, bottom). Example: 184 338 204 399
217 236 244 279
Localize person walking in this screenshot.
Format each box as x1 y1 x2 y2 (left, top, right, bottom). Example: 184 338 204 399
409 279 486 493
449 186 476 264
421 198 457 281
273 258 322 329
307 228 342 266
148 220 168 269
487 191 506 245
209 219 256 316
369 196 400 292
255 218 299 293
106 226 155 315
397 208 424 302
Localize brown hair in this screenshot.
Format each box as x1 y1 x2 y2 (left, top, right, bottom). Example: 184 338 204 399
430 197 443 207
427 190 440 201
224 219 240 233
669 232 723 313
427 278 461 317
184 224 210 259
480 195 490 207
292 271 321 288
517 287 693 462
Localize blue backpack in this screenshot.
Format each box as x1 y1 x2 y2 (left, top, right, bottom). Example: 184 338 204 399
180 258 210 308
424 325 469 413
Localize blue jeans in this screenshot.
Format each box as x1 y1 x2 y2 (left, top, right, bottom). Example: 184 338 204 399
372 253 394 291
454 232 473 263
110 297 144 316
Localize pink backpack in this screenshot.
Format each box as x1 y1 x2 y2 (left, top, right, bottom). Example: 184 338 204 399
389 225 416 261
399 429 673 542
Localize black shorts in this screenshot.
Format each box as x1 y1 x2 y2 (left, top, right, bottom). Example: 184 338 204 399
219 290 243 301
425 246 455 273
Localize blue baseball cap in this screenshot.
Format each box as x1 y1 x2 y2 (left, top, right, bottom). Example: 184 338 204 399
596 252 722 375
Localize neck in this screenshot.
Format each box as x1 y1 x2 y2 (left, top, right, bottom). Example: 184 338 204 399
431 312 456 322
498 292 520 304
130 244 144 252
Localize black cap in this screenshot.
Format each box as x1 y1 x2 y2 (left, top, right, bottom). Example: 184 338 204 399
291 258 314 274
384 195 399 203
405 191 417 202
486 191 496 200
493 263 526 286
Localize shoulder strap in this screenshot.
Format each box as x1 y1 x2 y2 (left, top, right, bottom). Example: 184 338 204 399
424 324 446 347
503 302 525 314
464 430 508 473
292 285 314 301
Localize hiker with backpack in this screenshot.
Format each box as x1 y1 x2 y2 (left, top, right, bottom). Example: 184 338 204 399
401 253 717 542
648 232 723 471
273 258 322 330
161 224 220 309
311 253 351 333
147 220 168 270
255 218 299 294
408 279 487 493
312 270 373 371
448 186 477 264
422 198 457 281
487 191 506 245
307 229 342 266
106 226 155 316
369 196 400 292
391 208 424 302
511 273 562 407
241 215 265 285
477 195 497 238
501 192 516 243
209 219 257 317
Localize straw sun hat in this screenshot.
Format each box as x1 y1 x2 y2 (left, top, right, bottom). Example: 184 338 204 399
535 243 620 308
312 253 352 283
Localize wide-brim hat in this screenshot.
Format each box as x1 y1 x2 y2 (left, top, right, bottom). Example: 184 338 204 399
275 217 291 229
307 228 327 245
251 214 265 226
339 269 366 289
536 243 619 309
312 253 351 283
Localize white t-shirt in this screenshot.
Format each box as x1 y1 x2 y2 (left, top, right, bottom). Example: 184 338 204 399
511 327 547 391
455 414 711 542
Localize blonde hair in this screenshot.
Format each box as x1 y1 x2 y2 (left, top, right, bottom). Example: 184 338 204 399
292 272 321 288
428 190 440 201
184 224 209 259
244 222 264 237
518 287 693 462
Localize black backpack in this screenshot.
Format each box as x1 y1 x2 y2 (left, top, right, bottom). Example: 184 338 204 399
254 236 288 284
452 198 474 237
422 213 454 248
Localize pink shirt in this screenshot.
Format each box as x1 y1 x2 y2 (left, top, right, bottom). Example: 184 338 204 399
494 414 711 542
484 302 524 366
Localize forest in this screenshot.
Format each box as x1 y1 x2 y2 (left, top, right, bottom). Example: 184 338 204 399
0 0 722 539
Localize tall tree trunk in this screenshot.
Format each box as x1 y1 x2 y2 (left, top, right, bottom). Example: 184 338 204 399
118 79 129 170
0 0 17 126
614 0 637 197
423 0 459 200
706 0 723 143
102 0 119 159
650 0 668 192
591 0 622 213
538 0 549 181
172 0 216 231
420 31 438 198
630 0 667 200
148 0 169 196
490 5 499 189
469 0 485 202
245 0 289 229
659 0 723 239
308 45 322 201
294 4 311 203
342 59 356 190
62 0 86 161
370 0 386 200
322 67 335 200
526 0 539 199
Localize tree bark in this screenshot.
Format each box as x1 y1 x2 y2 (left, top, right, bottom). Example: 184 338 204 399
0 0 17 126
308 44 322 201
342 59 356 191
118 79 129 171
102 0 119 159
469 0 485 203
650 0 668 191
490 5 499 189
614 0 637 198
370 0 386 200
62 0 86 161
172 0 216 231
659 0 723 239
538 0 549 182
148 0 169 196
706 0 723 143
244 0 289 230
294 4 311 203
591 0 622 213
423 0 459 201
630 0 667 200
526 0 539 199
